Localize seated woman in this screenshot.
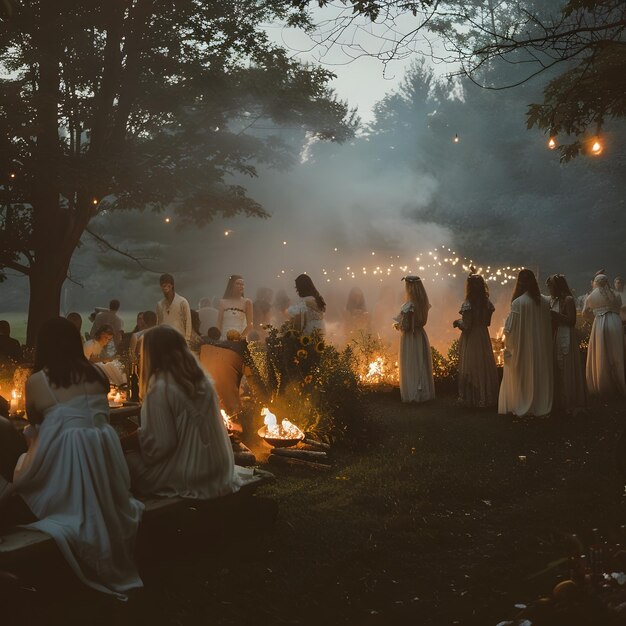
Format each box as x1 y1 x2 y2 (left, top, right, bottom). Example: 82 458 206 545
0 317 143 598
83 324 114 362
123 326 242 499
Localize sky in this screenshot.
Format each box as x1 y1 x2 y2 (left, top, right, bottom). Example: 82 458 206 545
264 5 420 124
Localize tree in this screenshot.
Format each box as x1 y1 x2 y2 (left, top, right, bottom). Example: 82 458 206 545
298 0 626 159
0 1 356 344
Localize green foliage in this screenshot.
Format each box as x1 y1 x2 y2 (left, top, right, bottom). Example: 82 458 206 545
250 325 366 444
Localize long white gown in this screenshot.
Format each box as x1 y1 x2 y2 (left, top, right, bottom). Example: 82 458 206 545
12 376 144 598
288 296 325 336
498 293 553 417
125 372 244 499
395 303 435 403
583 289 626 397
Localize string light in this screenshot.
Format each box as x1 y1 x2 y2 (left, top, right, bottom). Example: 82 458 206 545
548 136 557 150
453 134 460 143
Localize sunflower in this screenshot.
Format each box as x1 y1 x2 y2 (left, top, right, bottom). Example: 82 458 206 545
297 349 308 359
300 335 312 347
315 341 325 353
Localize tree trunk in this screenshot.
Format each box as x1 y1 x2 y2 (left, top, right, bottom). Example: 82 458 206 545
26 252 72 348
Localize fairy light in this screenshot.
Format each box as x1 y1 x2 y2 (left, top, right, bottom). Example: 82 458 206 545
548 136 557 150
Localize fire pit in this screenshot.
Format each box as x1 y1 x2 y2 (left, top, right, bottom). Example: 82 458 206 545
258 407 304 448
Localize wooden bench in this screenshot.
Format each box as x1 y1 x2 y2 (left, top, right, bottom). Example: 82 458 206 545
0 468 274 568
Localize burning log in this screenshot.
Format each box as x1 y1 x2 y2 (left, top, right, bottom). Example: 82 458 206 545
268 454 332 472
270 448 329 463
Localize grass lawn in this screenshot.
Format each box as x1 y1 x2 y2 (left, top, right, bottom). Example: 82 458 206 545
4 391 626 626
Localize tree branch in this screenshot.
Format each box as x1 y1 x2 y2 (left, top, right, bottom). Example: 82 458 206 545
85 227 158 272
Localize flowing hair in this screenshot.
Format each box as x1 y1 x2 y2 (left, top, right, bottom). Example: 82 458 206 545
295 274 326 312
405 278 430 329
223 274 244 299
33 317 108 388
511 269 541 304
465 274 490 309
140 326 207 400
546 274 572 306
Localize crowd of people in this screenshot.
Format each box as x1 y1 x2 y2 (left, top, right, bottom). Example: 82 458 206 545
395 268 625 416
0 267 624 598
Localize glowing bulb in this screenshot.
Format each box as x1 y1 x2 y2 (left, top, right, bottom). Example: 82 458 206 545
9 172 15 179
92 198 98 205
453 134 459 143
283 241 287 245
165 217 171 223
591 139 603 155
224 230 230 236
548 137 557 150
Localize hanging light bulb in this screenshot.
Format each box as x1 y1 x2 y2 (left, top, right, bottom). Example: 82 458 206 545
590 138 603 155
453 133 460 143
548 136 557 150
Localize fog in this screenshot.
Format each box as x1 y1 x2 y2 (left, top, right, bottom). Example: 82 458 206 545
3 60 625 350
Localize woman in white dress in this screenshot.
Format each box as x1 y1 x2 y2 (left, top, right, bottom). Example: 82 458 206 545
217 274 253 339
453 273 499 408
123 326 243 499
0 317 143 598
582 274 626 397
498 269 553 417
394 276 435 403
288 274 326 336
546 274 586 412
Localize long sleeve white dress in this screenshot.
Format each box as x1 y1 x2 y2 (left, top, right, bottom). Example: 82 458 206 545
125 372 243 499
395 302 435 403
583 288 626 397
12 372 143 598
498 293 553 417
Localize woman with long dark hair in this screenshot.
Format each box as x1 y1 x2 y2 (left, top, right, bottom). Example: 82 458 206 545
288 274 326 335
453 273 499 407
498 269 553 417
124 325 242 499
394 276 435 403
217 274 253 338
0 317 143 598
582 273 625 397
546 274 586 412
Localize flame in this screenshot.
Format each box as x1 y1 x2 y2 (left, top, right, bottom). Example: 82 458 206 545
221 409 233 430
366 357 384 380
261 407 304 439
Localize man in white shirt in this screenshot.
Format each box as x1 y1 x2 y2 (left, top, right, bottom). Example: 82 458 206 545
156 273 192 342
